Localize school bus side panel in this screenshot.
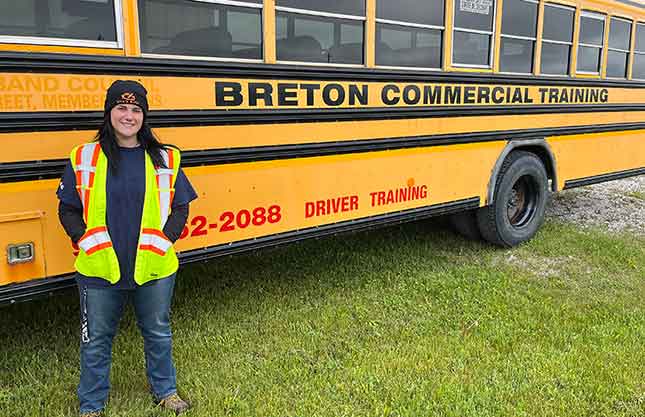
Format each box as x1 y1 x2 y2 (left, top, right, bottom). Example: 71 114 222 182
548 130 645 189
0 142 505 285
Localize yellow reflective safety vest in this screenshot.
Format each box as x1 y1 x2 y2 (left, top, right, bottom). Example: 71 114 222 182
70 142 180 285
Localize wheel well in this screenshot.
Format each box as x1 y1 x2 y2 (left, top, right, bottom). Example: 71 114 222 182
486 141 558 205
513 145 556 189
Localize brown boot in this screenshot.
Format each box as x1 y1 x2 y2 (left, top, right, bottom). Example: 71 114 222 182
158 393 191 415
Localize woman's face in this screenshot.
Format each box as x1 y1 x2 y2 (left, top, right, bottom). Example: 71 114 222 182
110 103 144 142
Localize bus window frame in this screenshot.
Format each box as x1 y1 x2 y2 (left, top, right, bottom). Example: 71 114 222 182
633 22 645 81
374 19 445 71
605 16 632 80
498 0 539 75
451 0 498 69
0 0 124 50
138 0 264 63
539 2 575 78
576 10 606 76
274 5 367 67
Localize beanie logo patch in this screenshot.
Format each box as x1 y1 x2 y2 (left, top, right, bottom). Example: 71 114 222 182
120 92 138 103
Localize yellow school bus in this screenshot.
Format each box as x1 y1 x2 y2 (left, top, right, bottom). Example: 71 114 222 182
1 0 644 304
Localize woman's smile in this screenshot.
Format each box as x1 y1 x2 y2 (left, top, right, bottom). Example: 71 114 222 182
111 104 143 145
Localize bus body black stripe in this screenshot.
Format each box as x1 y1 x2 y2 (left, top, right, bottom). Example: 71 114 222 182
563 168 645 189
0 197 478 306
0 274 77 307
1 52 645 88
1 105 644 133
1 122 644 183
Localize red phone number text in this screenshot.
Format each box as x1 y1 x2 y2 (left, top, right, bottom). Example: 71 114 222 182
180 205 282 239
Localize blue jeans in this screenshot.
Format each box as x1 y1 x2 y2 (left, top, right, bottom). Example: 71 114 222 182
77 274 177 414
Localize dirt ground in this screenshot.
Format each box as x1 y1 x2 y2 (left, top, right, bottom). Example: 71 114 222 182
546 176 645 236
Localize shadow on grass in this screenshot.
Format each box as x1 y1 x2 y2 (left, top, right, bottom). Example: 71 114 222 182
168 215 491 320
0 216 467 360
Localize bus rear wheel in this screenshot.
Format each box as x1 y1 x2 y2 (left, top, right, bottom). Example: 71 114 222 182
477 151 549 247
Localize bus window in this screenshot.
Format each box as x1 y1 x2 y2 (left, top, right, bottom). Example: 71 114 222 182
577 11 606 74
452 0 496 67
0 0 117 45
634 23 645 79
375 0 444 69
138 0 262 60
606 17 632 78
276 0 364 16
540 3 574 75
275 0 365 64
499 0 538 73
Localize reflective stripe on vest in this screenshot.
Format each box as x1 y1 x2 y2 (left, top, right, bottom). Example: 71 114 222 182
73 143 101 223
77 226 113 255
139 228 172 256
156 149 176 228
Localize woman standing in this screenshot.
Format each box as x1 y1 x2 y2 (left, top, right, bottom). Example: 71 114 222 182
57 80 197 416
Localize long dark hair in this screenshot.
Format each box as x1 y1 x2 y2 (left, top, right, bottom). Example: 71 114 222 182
94 113 172 173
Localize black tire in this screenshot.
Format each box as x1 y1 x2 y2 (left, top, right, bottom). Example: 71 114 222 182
449 209 482 241
477 151 549 247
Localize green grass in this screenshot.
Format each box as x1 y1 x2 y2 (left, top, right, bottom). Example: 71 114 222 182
1 219 644 417
626 191 645 201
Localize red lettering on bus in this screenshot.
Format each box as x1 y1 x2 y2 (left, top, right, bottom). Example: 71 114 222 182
305 195 359 218
370 185 428 207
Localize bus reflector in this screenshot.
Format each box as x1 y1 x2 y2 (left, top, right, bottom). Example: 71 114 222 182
7 243 34 265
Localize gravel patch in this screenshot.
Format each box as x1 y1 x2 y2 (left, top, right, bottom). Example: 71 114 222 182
498 254 574 278
546 176 645 236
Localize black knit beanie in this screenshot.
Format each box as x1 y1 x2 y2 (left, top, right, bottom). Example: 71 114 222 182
104 80 149 114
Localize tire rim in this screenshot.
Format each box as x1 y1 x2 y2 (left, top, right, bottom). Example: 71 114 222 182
506 175 538 228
